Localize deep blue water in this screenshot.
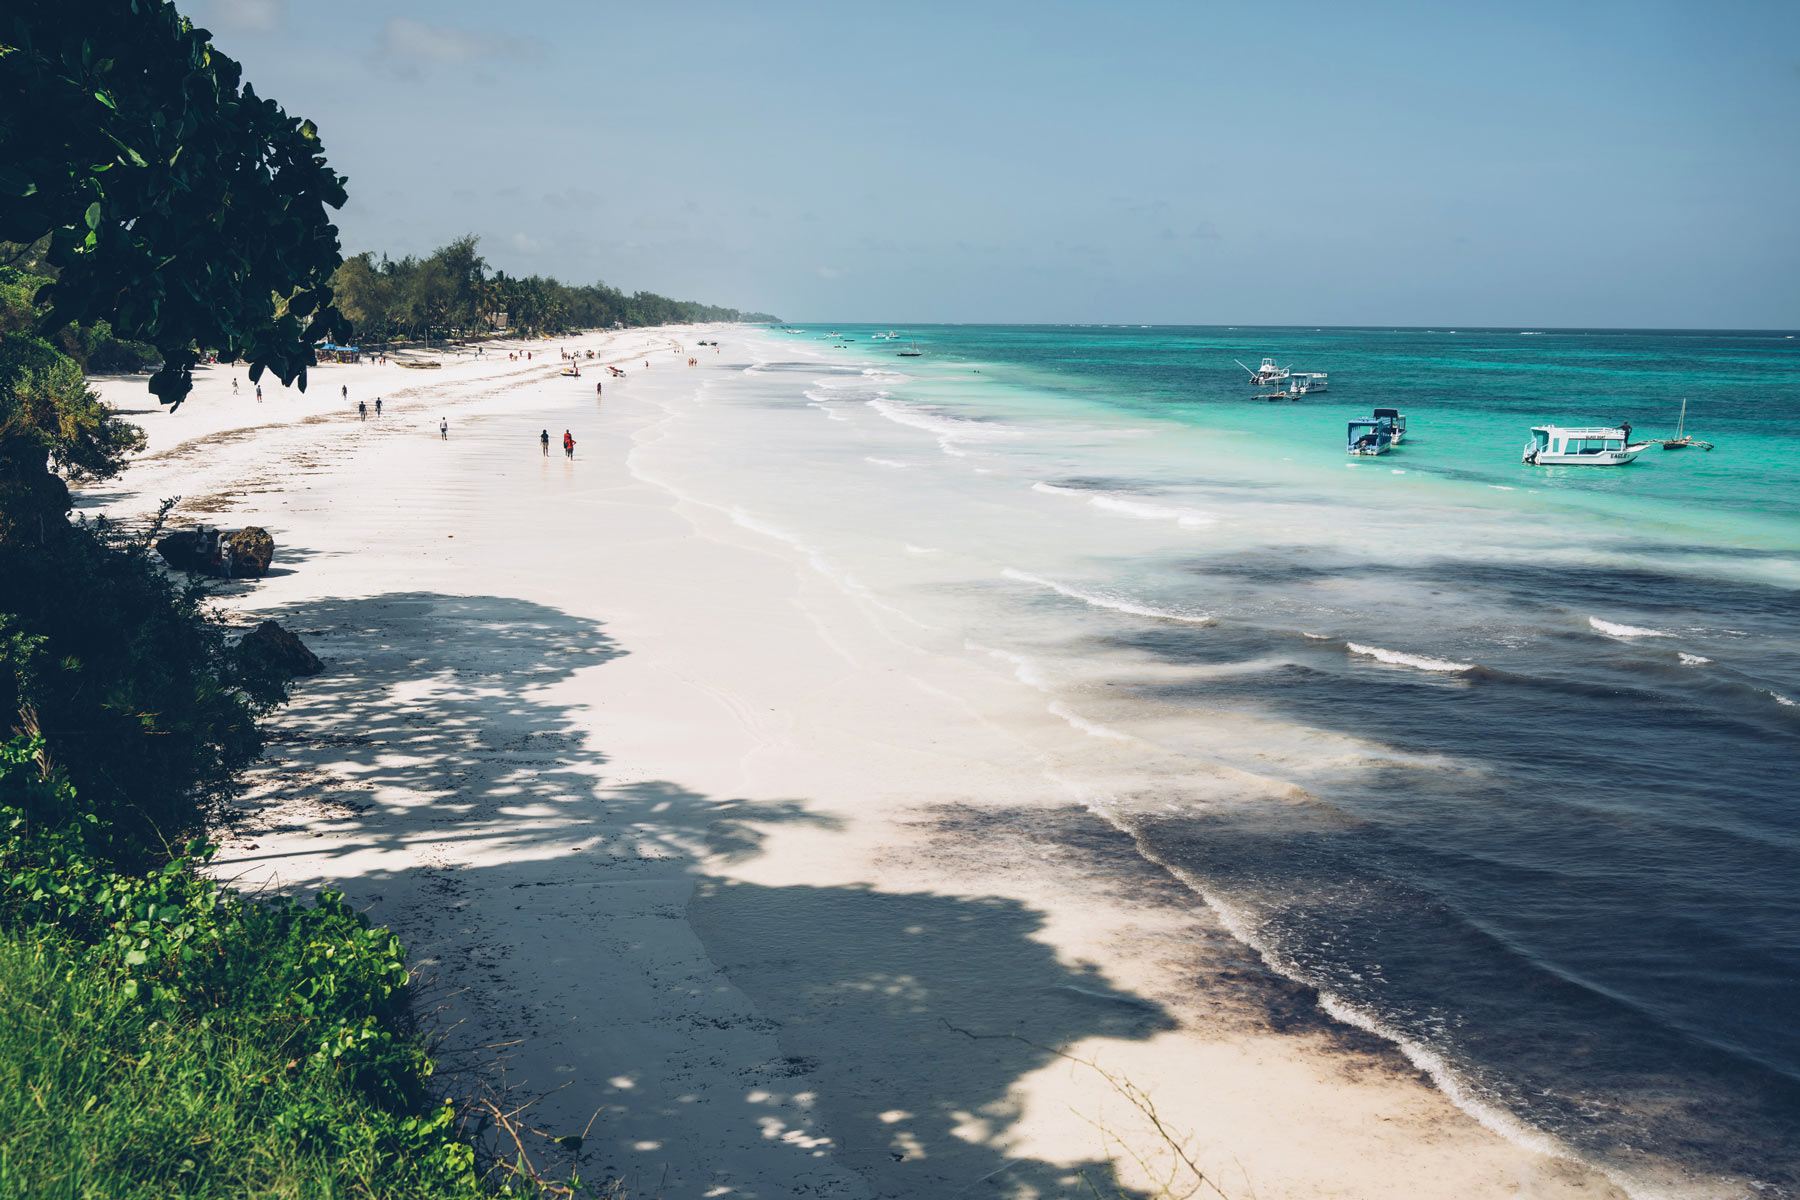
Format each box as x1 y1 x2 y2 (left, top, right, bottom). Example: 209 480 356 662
798 324 1800 1193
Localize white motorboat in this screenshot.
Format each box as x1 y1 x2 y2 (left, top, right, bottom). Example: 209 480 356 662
1237 356 1290 387
1522 425 1647 466
1283 371 1329 398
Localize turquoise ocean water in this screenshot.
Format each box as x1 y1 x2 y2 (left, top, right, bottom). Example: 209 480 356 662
730 323 1799 1194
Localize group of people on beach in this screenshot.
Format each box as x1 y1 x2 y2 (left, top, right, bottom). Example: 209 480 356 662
539 428 576 458
341 386 382 419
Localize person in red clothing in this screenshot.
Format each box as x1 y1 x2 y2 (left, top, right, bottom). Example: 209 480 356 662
562 429 575 459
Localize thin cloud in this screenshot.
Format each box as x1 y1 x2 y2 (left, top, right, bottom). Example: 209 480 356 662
379 18 532 64
207 0 284 32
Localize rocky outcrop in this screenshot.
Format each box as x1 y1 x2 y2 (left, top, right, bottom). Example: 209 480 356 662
155 525 275 577
155 527 215 572
223 526 274 577
238 620 322 677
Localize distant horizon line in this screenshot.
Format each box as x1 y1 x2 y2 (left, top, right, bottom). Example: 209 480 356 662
765 322 1800 336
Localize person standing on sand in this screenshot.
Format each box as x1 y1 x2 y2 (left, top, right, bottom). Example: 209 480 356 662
563 429 574 459
341 384 348 402
232 378 239 395
219 538 233 580
440 418 448 440
595 381 602 399
255 383 262 402
540 429 550 456
375 397 382 416
358 400 366 420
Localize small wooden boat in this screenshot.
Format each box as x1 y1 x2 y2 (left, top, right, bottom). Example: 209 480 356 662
1657 399 1713 450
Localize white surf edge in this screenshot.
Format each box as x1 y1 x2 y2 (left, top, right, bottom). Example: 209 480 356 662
1002 568 1214 625
1081 804 1689 1200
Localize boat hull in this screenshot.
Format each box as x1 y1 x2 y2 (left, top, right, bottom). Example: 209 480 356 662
1525 450 1641 466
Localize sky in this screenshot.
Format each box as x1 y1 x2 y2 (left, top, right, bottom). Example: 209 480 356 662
193 0 1799 328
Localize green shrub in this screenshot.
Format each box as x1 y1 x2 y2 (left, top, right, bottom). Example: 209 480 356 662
0 927 482 1200
0 738 485 1199
0 518 287 863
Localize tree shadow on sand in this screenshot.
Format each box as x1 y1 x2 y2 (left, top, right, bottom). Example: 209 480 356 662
221 591 1179 1199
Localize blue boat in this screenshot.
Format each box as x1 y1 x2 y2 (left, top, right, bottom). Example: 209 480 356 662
1348 416 1396 456
1373 407 1406 444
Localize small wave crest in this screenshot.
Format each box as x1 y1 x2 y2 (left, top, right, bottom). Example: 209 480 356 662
1047 700 1134 741
1678 652 1711 666
969 641 1135 740
1032 481 1215 527
1589 617 1672 639
1346 642 1474 672
868 397 1023 456
1002 568 1214 624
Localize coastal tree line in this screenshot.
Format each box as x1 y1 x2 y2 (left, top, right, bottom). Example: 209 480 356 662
332 235 778 344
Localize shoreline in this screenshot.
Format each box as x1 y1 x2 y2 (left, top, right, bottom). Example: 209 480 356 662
83 327 1642 1199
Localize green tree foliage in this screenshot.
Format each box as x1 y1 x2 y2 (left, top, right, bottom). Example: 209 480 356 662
0 0 348 409
0 271 147 541
331 235 777 342
0 516 286 859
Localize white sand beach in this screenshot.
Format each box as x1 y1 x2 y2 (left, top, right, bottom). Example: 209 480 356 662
83 330 1631 1200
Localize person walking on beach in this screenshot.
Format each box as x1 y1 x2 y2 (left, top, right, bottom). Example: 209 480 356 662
341 384 348 403
375 397 382 416
358 400 366 420
562 429 575 459
440 418 448 440
255 383 262 402
595 381 603 399
232 377 239 395
540 429 550 456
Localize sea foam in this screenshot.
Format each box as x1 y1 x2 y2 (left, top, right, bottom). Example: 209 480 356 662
1032 481 1215 526
1002 568 1213 624
1589 617 1671 638
1346 642 1474 673
867 397 1023 457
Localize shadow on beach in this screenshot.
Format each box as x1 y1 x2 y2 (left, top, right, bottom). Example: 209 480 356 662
219 590 1177 1198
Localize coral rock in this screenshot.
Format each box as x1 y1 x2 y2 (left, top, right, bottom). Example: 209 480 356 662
239 620 322 677
223 526 274 577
